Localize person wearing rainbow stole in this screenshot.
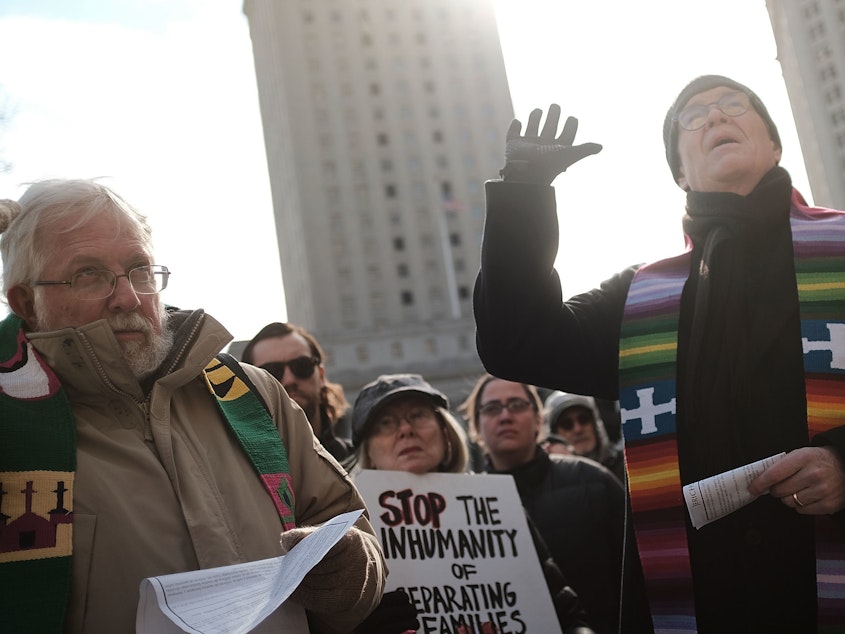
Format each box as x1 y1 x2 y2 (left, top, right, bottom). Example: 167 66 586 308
0 179 386 633
474 75 845 632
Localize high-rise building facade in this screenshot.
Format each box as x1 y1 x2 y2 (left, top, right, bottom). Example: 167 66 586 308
242 0 513 402
767 0 845 208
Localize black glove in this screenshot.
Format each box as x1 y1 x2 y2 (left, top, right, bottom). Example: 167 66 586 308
501 104 602 185
353 589 420 634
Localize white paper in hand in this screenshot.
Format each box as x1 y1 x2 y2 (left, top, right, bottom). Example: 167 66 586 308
683 453 784 529
136 509 363 634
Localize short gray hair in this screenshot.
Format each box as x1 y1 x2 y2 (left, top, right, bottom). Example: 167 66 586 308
0 179 154 295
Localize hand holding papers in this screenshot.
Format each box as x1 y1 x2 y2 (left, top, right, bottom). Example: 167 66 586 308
136 509 363 634
683 453 785 529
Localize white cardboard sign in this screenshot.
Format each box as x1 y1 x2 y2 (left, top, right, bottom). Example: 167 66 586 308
355 471 562 634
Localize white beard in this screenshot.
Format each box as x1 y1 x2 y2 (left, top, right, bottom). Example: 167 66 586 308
108 311 174 379
33 298 173 380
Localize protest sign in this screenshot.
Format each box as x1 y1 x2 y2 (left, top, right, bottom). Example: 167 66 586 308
355 471 562 634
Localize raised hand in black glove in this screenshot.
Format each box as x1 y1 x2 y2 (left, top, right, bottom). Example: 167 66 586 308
353 589 420 634
501 103 602 185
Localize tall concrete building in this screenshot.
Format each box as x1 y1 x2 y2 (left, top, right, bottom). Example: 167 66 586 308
242 0 513 403
767 0 845 208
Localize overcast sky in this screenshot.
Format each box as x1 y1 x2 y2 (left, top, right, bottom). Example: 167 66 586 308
0 0 810 343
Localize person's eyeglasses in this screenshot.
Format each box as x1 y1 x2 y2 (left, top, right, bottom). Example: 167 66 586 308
675 91 751 131
554 411 595 432
260 356 320 381
32 264 170 300
478 398 533 418
371 406 437 436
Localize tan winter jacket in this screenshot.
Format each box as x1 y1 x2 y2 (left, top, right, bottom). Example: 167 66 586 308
28 309 385 634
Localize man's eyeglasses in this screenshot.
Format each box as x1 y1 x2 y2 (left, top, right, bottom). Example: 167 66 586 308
675 91 750 131
478 397 533 418
554 410 595 432
371 406 437 436
260 356 320 381
33 264 170 300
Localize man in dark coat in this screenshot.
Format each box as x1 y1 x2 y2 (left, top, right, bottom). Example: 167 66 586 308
473 75 845 632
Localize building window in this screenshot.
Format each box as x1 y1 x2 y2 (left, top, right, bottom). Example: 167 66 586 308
367 265 382 284
356 345 369 362
458 286 470 300
393 237 406 251
821 65 837 82
808 21 825 40
385 184 397 198
391 341 404 359
401 290 414 305
450 233 462 246
398 263 409 277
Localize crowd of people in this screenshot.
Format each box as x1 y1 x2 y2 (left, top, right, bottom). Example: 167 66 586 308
2 72 845 633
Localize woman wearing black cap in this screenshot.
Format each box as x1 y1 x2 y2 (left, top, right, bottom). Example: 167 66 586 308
347 373 468 475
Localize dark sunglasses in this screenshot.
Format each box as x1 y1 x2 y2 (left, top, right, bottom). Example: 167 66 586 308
259 356 320 380
554 410 594 432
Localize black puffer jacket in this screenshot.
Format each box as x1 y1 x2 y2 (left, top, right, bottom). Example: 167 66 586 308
484 448 637 634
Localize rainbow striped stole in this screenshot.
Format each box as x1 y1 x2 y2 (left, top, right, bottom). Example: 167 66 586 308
619 191 845 633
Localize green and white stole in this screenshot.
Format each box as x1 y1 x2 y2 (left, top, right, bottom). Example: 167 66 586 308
619 191 845 632
0 314 294 632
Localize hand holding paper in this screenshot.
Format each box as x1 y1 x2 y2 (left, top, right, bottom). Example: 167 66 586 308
279 522 381 612
683 453 785 529
136 510 363 634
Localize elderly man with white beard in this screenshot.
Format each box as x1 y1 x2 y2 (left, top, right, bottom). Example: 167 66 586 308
0 179 385 634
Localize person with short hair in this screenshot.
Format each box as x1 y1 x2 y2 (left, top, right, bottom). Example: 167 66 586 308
0 179 385 633
242 321 353 460
462 373 638 634
474 75 845 631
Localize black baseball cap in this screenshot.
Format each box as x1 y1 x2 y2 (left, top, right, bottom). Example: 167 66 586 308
351 373 448 446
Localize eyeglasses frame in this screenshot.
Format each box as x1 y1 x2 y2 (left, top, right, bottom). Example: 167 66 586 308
32 264 171 300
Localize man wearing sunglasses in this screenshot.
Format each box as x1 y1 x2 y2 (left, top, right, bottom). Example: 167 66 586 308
242 322 353 461
0 179 384 633
474 75 845 632
543 392 624 484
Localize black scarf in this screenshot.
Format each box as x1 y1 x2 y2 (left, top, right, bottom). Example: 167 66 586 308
678 166 794 477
